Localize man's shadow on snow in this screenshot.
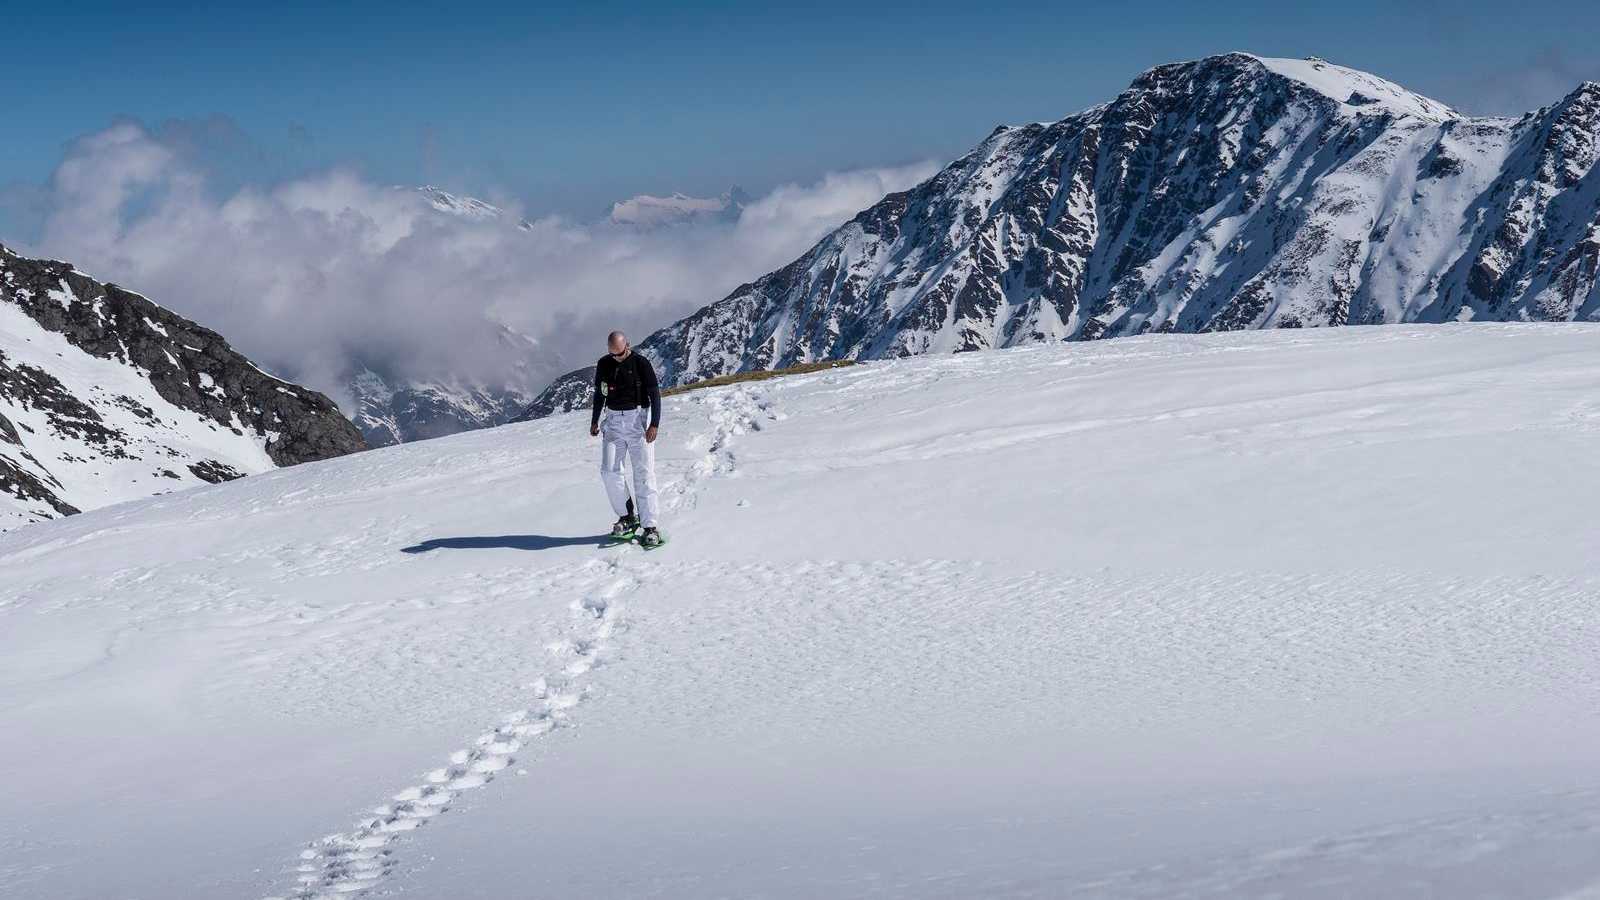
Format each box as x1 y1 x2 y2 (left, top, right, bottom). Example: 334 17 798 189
401 534 611 554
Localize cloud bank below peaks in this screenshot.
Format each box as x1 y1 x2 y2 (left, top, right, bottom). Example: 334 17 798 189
20 120 938 408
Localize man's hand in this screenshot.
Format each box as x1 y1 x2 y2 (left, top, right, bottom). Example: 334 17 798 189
590 423 600 437
645 425 658 443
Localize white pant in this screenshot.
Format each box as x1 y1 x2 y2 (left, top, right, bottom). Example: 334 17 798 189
600 407 660 528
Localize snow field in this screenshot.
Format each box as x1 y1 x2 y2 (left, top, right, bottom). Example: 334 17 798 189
4 324 1600 898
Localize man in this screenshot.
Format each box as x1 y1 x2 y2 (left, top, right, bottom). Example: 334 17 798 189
590 331 664 549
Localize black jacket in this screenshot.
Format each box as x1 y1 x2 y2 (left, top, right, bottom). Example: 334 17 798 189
591 352 662 429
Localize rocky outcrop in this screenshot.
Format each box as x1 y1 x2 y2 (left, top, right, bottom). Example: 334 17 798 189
0 244 365 528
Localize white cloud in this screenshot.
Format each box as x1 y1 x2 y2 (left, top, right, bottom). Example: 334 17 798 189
23 121 938 408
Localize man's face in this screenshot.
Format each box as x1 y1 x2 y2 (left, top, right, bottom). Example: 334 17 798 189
608 336 628 358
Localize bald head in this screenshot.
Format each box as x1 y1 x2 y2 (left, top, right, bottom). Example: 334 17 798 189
607 331 629 357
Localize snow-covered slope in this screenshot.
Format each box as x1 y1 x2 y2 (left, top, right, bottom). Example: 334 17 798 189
5 325 1600 899
0 244 365 530
526 52 1600 415
1255 55 1456 120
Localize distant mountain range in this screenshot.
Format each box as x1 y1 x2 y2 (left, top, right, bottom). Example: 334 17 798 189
348 324 543 447
522 53 1600 417
421 182 750 229
0 244 364 529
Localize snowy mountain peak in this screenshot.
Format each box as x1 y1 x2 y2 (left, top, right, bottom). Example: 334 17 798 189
1554 79 1600 113
415 185 535 230
608 186 748 227
1125 53 1455 122
524 53 1600 419
1248 54 1456 120
417 185 503 219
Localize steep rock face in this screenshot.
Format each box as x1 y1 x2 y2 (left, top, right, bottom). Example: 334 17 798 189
0 244 365 528
524 54 1600 416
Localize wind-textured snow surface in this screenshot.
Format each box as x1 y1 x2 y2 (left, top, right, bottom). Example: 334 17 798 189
4 325 1600 899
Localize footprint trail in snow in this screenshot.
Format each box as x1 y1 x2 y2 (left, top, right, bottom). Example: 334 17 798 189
266 568 632 900
265 385 779 899
667 385 780 512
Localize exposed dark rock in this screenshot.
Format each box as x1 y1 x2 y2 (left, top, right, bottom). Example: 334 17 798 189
1 243 366 527
187 460 245 484
2 246 365 465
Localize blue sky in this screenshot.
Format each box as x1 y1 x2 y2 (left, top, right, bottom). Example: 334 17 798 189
5 0 1600 222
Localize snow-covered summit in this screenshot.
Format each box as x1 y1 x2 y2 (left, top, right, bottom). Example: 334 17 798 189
608 186 750 227
418 185 502 219
1250 54 1457 120
415 185 535 230
527 51 1600 416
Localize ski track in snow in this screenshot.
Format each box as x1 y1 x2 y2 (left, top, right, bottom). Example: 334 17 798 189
264 385 778 899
